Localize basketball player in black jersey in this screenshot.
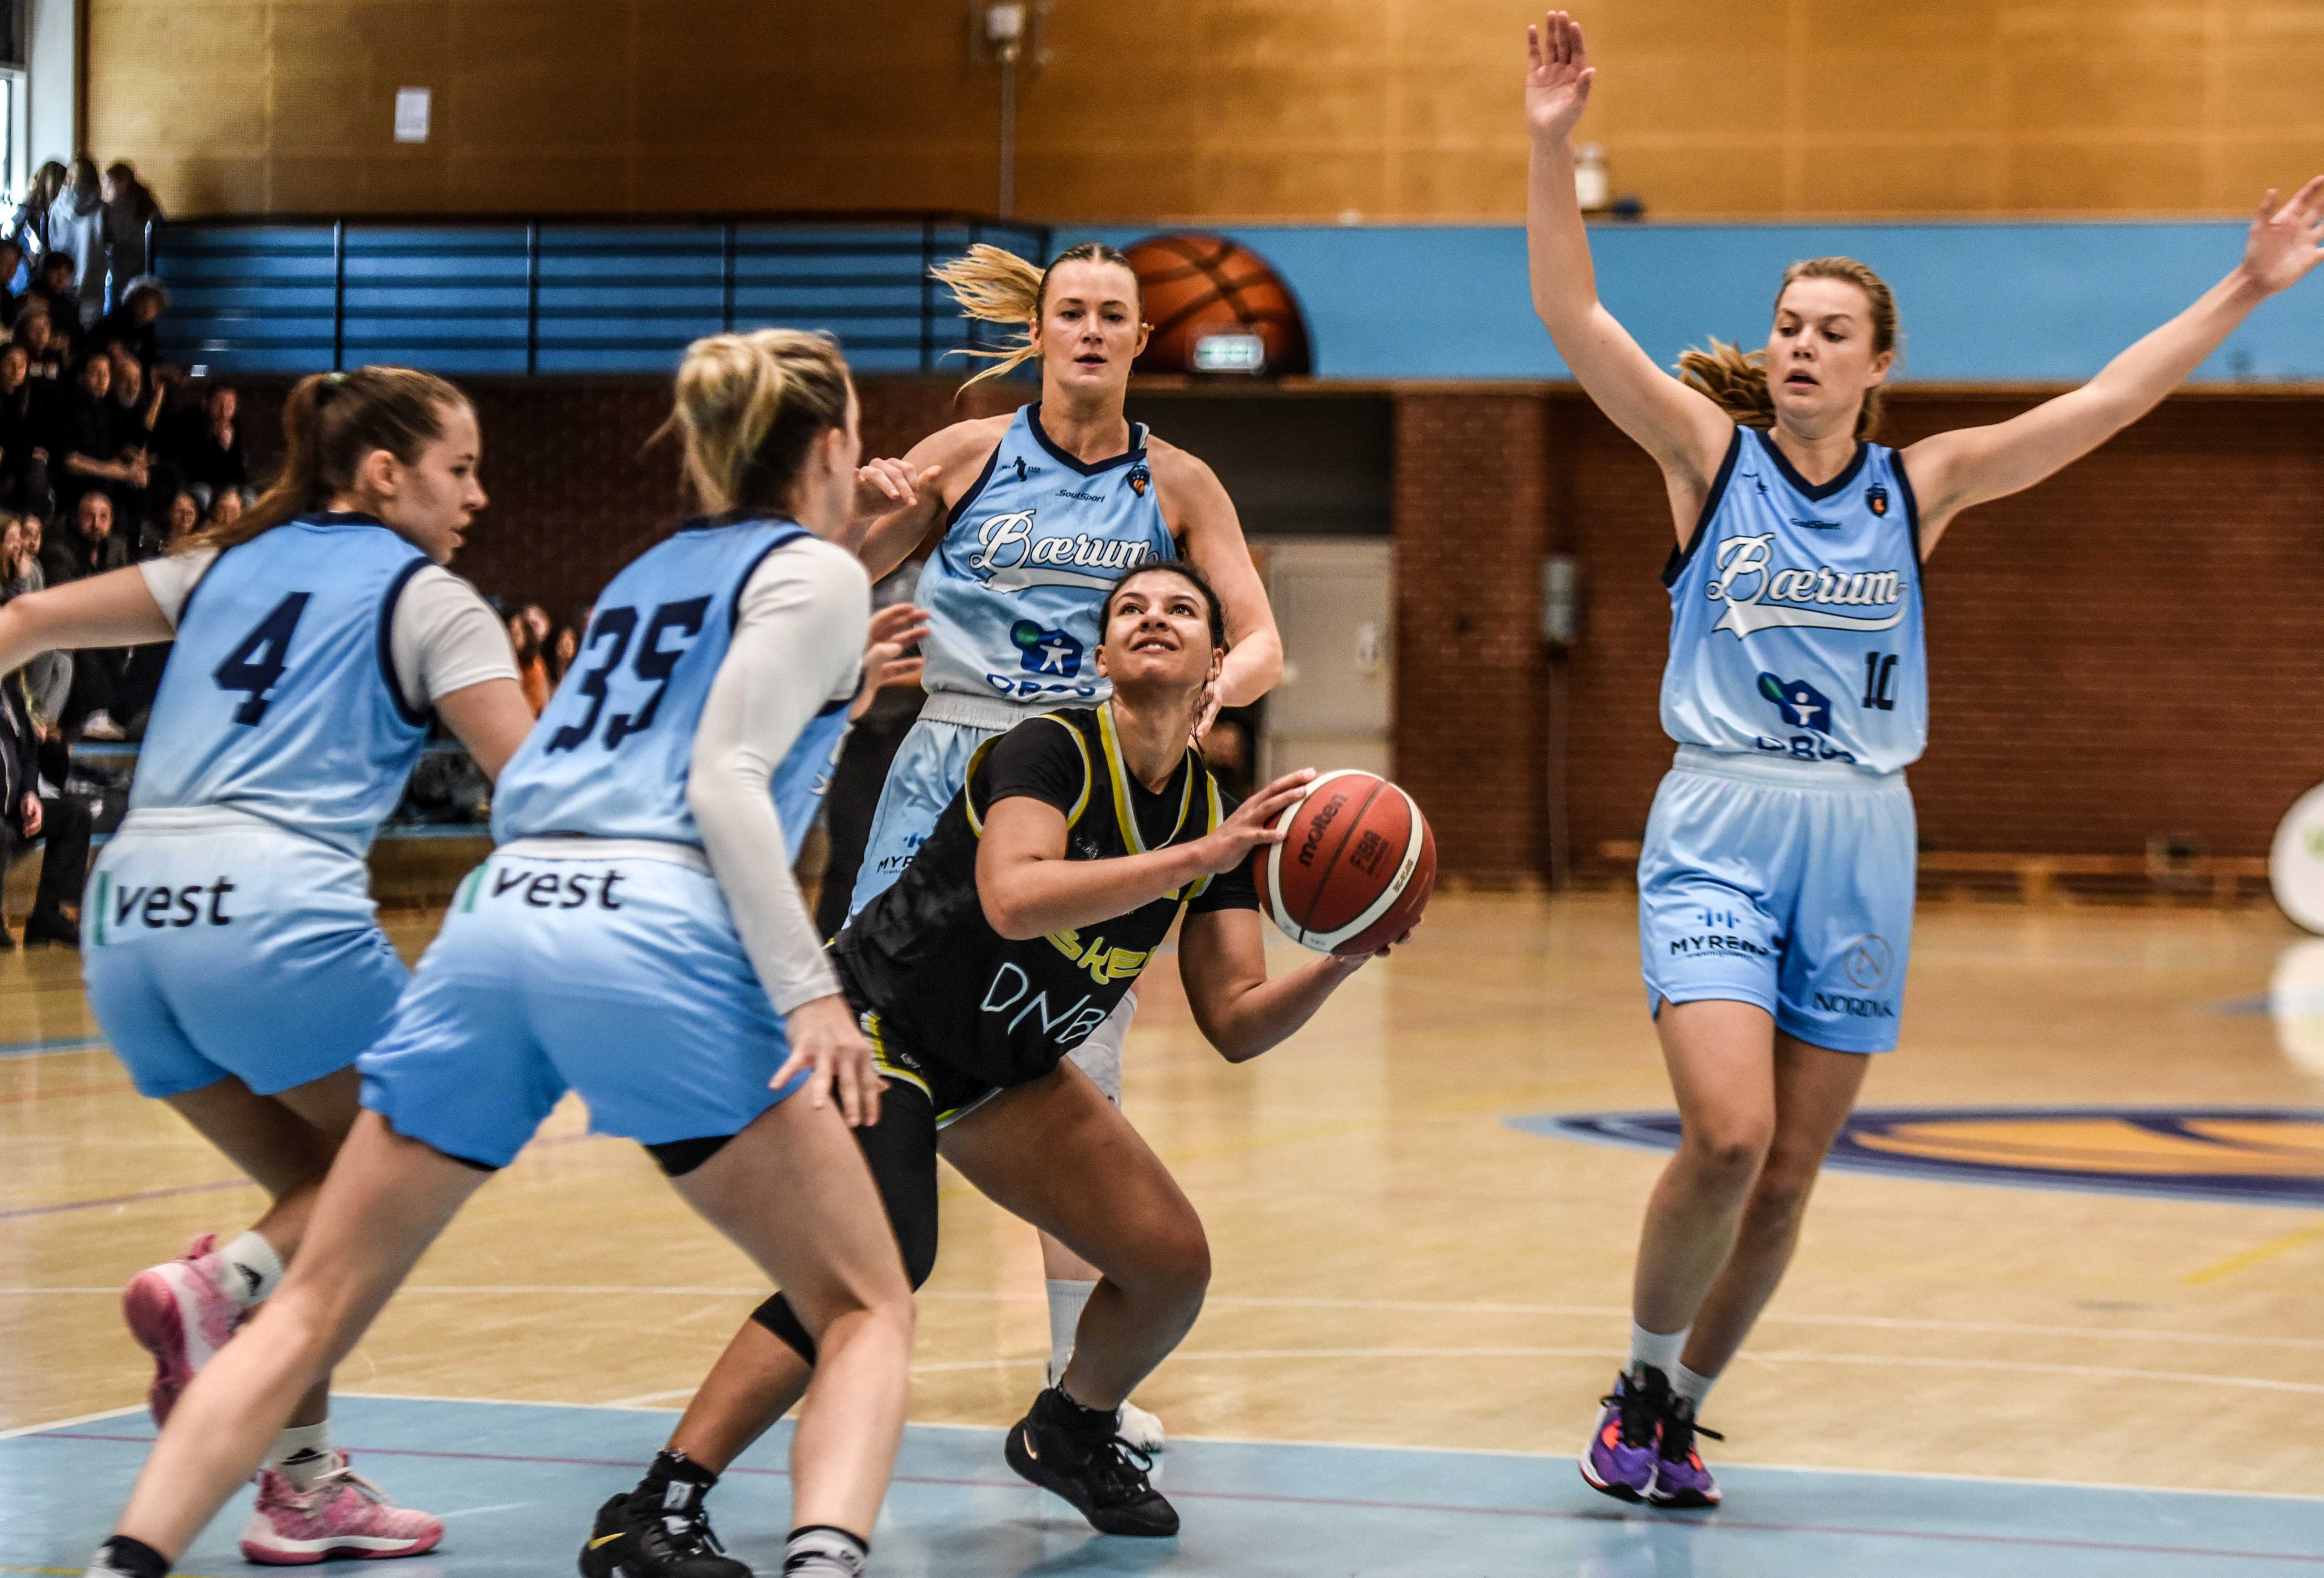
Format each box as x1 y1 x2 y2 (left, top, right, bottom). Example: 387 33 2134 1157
580 562 1418 1569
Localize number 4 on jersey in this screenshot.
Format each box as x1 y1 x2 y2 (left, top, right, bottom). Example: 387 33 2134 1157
213 592 313 725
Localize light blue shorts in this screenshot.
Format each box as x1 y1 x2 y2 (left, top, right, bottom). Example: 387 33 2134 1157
82 810 407 1100
358 841 807 1169
1637 745 1916 1054
848 707 1004 916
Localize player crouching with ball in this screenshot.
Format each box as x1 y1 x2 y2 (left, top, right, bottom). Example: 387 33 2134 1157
584 560 1417 1567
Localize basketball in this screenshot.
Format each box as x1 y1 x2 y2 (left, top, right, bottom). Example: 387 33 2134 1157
1125 232 1313 377
1260 770 1436 956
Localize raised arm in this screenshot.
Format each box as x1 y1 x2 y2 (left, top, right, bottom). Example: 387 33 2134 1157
1906 178 2324 552
845 417 1009 581
1155 442 1282 713
1525 12 1732 520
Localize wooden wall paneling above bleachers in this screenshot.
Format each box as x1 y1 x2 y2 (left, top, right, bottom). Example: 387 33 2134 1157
86 2 2324 223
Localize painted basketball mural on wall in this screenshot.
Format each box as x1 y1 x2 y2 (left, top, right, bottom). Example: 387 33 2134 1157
1125 234 1312 377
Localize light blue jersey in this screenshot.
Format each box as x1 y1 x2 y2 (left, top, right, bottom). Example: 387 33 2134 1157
133 513 432 856
1661 428 1925 773
915 402 1174 705
493 517 848 853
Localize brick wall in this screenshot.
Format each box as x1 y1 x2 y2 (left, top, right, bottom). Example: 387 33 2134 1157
1396 386 2324 881
223 376 2324 881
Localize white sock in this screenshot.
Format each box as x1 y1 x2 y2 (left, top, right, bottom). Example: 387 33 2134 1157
220 1231 284 1309
1046 1278 1096 1381
266 1420 334 1491
1628 1322 1689 1380
783 1526 867 1578
1672 1361 1718 1407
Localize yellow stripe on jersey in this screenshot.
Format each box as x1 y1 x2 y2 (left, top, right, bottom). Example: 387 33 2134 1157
1097 700 1190 854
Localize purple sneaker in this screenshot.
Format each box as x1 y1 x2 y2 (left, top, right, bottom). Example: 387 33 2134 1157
1579 1367 1665 1503
1647 1394 1723 1509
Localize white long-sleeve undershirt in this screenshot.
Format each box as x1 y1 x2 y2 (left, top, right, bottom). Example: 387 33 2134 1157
687 536 868 1014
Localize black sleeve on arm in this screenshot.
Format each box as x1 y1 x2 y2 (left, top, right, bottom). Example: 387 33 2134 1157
973 717 1088 823
1188 785 1261 913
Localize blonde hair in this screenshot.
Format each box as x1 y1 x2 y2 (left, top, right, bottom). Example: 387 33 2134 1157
669 329 853 514
931 241 1142 390
186 365 467 554
1676 257 1901 440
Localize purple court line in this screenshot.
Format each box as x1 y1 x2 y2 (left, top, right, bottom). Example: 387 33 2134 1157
0 1132 611 1222
0 1179 255 1222
32 1433 2324 1565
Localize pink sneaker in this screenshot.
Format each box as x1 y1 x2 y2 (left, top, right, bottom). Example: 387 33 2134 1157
239 1452 444 1564
120 1233 243 1425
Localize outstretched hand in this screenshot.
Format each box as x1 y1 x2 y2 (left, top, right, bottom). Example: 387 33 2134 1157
2242 177 2324 296
852 601 928 720
1525 10 1595 144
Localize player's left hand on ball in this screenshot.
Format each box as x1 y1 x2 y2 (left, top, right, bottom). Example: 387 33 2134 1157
1345 919 1423 964
771 993 881 1128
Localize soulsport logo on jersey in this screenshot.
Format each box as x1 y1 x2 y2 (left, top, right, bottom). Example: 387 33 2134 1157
1704 533 1906 638
965 508 1158 594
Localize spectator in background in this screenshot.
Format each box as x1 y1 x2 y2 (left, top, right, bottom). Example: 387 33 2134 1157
0 238 23 321
159 488 198 547
202 486 242 532
0 665 91 947
14 300 67 380
58 354 143 523
91 277 168 374
503 602 550 714
172 382 244 507
48 491 131 738
549 602 592 682
99 163 161 293
29 253 77 334
5 514 68 731
108 354 168 545
45 158 106 326
10 162 65 262
0 344 50 518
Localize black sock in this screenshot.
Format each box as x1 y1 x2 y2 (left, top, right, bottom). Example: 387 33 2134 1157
91 1536 168 1578
1037 1382 1117 1435
782 1525 866 1578
637 1448 718 1508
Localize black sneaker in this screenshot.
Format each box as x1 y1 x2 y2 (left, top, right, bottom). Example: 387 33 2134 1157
578 1478 751 1578
1004 1386 1179 1537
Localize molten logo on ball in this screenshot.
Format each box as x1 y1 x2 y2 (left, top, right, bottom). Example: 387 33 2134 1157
1261 769 1437 956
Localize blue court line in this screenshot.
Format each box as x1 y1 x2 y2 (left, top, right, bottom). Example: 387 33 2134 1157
4 1396 2319 1577
0 1036 105 1061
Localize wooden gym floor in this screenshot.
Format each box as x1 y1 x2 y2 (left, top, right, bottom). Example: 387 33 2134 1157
5 892 2323 1573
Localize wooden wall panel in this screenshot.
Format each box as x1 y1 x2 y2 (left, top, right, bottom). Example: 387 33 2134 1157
84 0 2324 221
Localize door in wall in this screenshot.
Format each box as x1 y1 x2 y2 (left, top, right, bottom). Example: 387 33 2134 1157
1259 538 1393 782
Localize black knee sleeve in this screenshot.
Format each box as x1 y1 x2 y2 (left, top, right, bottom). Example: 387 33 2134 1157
746 1080 942 1367
645 1133 735 1177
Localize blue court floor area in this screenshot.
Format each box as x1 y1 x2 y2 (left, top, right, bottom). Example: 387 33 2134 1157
5 1396 2321 1578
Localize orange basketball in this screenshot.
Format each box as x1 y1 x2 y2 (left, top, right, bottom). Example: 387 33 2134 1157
1259 771 1436 956
1125 233 1312 377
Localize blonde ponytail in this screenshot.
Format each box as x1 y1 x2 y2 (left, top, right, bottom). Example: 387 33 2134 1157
1679 256 1903 441
669 328 852 514
932 241 1141 391
185 365 466 554
1676 339 1776 429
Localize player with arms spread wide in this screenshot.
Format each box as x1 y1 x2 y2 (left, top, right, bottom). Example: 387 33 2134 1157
1523 9 2324 1509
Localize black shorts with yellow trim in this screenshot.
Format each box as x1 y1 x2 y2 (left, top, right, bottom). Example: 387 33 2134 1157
857 1007 1003 1129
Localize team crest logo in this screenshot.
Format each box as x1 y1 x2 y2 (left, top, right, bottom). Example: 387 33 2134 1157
1128 463 1151 498
1011 619 1084 677
1756 671 1832 733
1867 484 1889 517
1843 934 1895 989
